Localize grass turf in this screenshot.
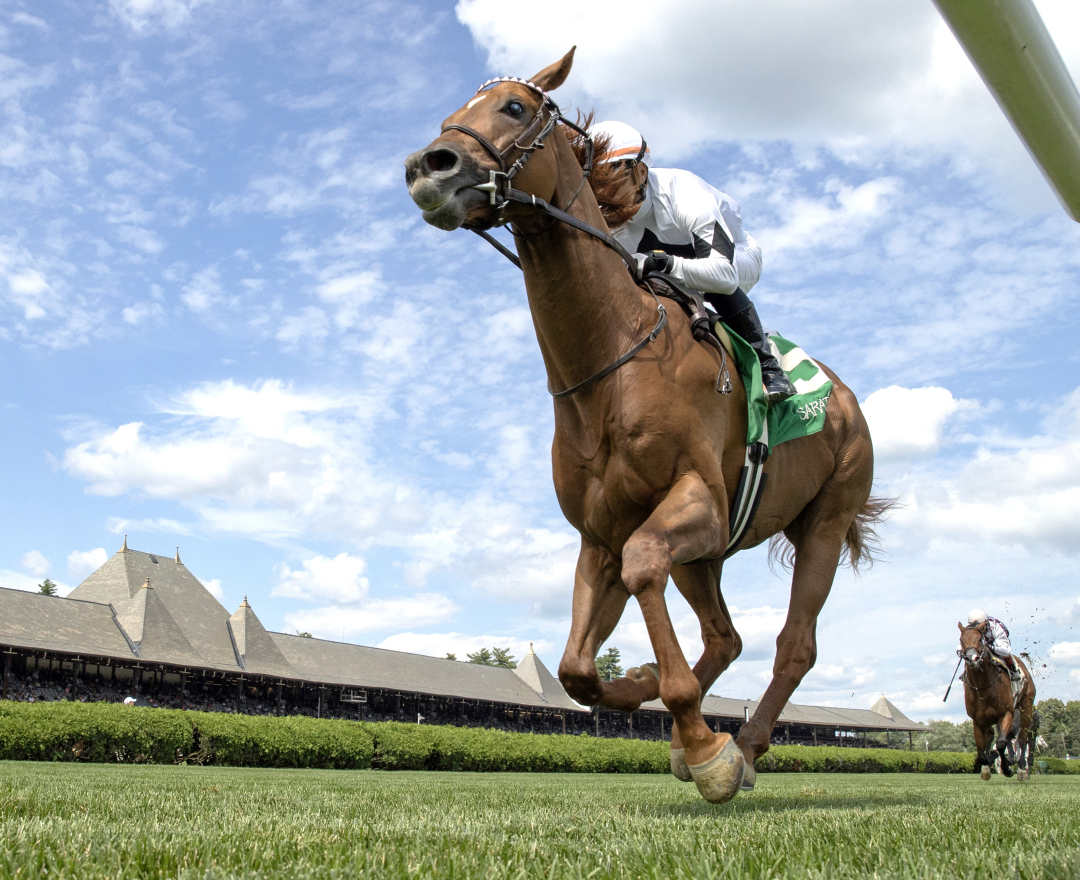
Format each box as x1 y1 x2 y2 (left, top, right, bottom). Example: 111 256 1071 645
1 762 1078 879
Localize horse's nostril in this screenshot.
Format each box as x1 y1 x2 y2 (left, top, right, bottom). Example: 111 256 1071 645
425 149 459 174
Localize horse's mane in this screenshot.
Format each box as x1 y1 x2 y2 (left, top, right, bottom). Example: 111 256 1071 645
567 113 643 229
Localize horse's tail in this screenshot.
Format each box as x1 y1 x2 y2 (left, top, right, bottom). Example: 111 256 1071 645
843 495 899 572
768 494 899 574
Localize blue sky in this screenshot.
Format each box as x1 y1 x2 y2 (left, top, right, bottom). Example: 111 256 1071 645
2 0 1079 721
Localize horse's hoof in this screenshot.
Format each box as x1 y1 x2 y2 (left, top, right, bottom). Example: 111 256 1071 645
627 662 659 681
980 766 992 781
688 734 745 804
669 747 693 782
740 761 757 791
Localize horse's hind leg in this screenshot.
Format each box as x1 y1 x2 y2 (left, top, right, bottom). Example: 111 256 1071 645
735 516 847 763
997 712 1015 776
557 538 660 712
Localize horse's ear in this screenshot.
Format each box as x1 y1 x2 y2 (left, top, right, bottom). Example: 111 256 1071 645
957 621 964 631
530 47 575 92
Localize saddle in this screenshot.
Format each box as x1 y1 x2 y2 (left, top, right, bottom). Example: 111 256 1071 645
991 654 1024 703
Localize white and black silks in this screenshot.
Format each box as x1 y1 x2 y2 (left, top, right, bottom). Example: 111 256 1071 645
611 167 762 319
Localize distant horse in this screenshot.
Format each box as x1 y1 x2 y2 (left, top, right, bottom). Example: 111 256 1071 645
405 47 888 804
957 623 1036 780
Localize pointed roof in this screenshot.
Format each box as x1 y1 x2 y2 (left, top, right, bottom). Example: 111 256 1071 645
113 578 203 666
228 597 295 678
512 642 581 710
69 546 241 671
870 695 917 725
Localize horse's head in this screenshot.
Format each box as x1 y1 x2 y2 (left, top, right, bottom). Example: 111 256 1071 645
957 621 987 669
404 48 576 231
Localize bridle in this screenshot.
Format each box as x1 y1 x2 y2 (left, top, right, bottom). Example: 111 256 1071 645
439 76 732 400
441 76 595 226
958 625 988 669
957 626 1005 691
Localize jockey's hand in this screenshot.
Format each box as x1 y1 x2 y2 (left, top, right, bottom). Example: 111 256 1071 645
634 251 675 278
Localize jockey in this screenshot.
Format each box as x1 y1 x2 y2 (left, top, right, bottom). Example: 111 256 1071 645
589 120 796 405
968 608 1021 681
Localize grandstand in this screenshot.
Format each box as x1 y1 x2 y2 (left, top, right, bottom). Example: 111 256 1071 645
0 542 924 744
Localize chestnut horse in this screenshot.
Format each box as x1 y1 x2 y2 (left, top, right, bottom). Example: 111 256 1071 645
957 623 1036 780
405 48 883 803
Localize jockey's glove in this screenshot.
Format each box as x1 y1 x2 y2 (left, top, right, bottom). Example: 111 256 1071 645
634 251 675 278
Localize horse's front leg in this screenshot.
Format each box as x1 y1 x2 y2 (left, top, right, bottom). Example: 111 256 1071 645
973 723 993 780
667 559 742 781
620 472 744 803
557 538 659 712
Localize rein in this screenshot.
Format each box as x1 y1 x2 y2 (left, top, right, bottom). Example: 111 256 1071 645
444 76 667 399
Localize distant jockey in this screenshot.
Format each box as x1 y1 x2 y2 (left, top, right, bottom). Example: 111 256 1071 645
588 120 796 405
968 608 1022 682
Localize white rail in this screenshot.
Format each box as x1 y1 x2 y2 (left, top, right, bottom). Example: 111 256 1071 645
933 0 1080 222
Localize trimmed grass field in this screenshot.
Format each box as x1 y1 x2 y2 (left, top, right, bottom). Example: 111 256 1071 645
1 762 1078 879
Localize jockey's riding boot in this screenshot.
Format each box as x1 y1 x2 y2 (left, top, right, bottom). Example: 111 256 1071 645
1005 655 1022 682
723 303 797 406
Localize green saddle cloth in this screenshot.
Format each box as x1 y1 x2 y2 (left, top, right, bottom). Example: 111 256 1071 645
715 321 833 450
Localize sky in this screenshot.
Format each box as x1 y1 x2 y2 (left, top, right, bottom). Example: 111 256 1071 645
1 0 1079 722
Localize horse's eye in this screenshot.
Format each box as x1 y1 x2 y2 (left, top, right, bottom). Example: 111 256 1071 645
506 101 524 119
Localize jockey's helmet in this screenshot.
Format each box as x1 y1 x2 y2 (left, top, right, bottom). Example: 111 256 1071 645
967 608 988 626
589 121 652 169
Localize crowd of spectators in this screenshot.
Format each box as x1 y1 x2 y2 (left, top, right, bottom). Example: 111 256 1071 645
2 663 664 738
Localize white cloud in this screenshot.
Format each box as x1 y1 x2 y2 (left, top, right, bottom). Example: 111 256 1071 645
20 551 51 577
861 385 972 463
897 387 1080 553
1048 642 1080 666
378 632 553 661
272 553 370 603
109 0 215 34
276 307 329 347
760 177 900 261
106 517 196 536
122 301 165 325
456 0 1079 211
62 380 376 514
283 594 458 638
203 578 224 601
67 548 107 579
180 267 222 313
802 662 877 690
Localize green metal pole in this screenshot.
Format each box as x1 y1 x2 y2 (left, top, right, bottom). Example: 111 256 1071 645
933 0 1080 221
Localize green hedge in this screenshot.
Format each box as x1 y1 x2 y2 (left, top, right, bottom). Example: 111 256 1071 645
1039 757 1080 775
2 702 1077 775
188 711 374 769
754 745 974 774
0 701 192 764
368 722 667 773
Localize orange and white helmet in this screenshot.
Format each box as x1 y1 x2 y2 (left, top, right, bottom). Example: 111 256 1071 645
589 120 652 167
